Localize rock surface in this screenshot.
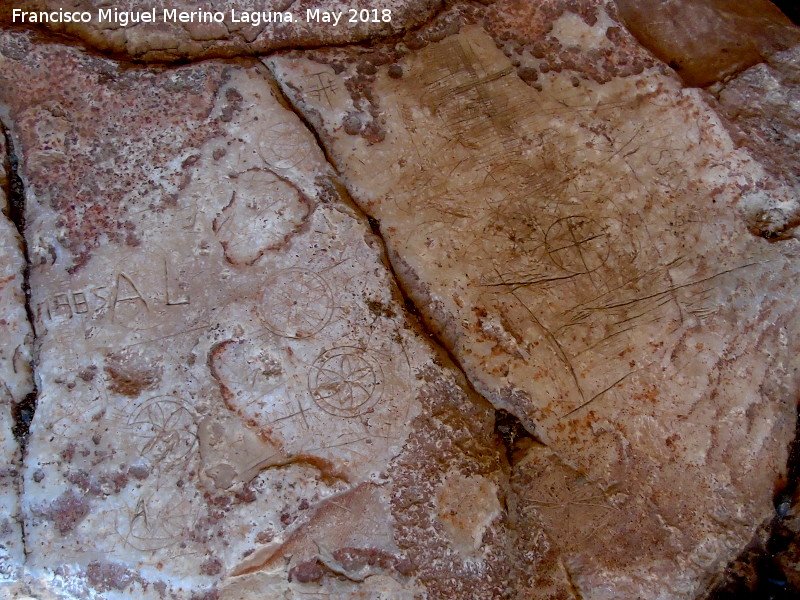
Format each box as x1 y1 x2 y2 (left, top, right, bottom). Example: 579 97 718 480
615 0 800 86
268 6 800 598
0 1 797 599
0 28 536 599
0 126 31 594
712 44 800 238
1 0 441 61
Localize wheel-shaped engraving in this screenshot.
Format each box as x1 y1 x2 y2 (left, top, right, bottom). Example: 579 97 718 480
308 347 383 418
126 396 198 465
259 121 312 169
259 269 334 339
544 216 612 274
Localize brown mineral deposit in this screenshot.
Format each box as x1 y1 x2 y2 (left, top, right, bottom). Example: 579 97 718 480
616 0 800 86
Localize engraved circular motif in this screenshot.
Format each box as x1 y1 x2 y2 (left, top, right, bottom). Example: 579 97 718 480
126 396 198 464
259 269 334 339
544 216 612 274
308 347 383 418
260 121 312 169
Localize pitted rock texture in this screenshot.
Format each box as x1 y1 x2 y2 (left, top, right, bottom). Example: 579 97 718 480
711 43 800 238
268 12 800 599
1 0 442 61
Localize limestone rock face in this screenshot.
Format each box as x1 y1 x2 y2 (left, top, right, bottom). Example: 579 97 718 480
1 0 440 61
0 28 536 600
712 44 800 238
0 1 798 599
268 9 800 598
0 127 31 592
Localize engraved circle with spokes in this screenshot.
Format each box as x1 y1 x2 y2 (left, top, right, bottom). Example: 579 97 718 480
308 347 383 418
259 269 334 339
126 396 198 464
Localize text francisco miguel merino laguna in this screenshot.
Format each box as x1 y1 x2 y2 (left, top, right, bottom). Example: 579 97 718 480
11 7 394 27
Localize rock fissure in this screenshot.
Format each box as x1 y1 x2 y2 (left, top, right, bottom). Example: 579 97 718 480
706 404 800 599
1 123 34 565
562 560 585 600
0 4 799 598
2 128 37 453
266 61 545 454
267 67 544 565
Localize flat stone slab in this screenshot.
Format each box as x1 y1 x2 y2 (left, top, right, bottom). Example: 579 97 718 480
268 12 800 598
615 0 800 86
0 29 539 599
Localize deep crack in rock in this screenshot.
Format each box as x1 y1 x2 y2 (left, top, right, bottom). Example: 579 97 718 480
266 60 544 449
0 6 799 597
2 128 37 451
493 408 537 466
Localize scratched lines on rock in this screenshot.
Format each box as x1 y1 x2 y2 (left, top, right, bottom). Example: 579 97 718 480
389 30 752 418
34 250 192 333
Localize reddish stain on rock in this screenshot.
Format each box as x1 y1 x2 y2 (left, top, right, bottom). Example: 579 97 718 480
200 557 223 576
288 559 325 583
35 489 90 536
86 561 137 592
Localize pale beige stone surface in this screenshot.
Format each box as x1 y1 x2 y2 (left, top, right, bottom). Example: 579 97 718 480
268 17 800 599
712 44 800 238
0 1 799 599
0 29 535 600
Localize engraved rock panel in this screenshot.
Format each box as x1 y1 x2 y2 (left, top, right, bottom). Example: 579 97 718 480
1 1 799 597
269 17 800 599
0 28 525 599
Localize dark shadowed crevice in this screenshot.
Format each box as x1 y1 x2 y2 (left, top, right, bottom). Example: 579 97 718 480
706 404 800 599
265 60 548 452
3 129 38 451
561 561 585 600
773 1 800 25
494 408 537 466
